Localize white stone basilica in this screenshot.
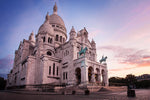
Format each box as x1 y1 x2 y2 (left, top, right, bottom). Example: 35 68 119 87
7 3 108 90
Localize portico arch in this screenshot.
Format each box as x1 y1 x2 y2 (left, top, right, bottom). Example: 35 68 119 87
75 68 81 85
88 67 94 83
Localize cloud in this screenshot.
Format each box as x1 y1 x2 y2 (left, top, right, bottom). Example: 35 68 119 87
142 55 150 60
99 45 150 69
0 55 13 79
109 66 137 72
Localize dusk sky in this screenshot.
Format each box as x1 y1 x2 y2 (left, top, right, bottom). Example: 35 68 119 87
0 0 150 79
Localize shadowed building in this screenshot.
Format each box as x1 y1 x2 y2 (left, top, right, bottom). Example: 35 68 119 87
7 3 108 90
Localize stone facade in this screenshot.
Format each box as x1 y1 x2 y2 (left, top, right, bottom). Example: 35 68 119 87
7 3 108 90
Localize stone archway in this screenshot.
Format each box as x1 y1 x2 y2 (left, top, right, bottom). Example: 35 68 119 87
75 68 81 85
88 67 93 83
101 69 105 86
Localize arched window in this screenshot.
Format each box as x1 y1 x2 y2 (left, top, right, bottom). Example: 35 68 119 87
57 67 58 76
43 37 45 42
60 36 62 42
49 66 51 75
48 37 50 43
53 63 55 75
47 51 52 56
56 35 59 41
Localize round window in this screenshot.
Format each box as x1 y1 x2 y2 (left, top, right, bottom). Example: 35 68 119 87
47 51 52 56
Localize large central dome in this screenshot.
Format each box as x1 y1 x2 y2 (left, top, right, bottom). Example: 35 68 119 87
49 14 65 28
48 3 66 32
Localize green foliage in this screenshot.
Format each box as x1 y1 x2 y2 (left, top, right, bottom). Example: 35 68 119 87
135 80 150 88
109 74 150 88
125 74 137 85
109 77 126 83
109 77 126 86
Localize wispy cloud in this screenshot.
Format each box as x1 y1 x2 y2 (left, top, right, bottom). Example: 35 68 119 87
109 66 137 72
99 45 150 69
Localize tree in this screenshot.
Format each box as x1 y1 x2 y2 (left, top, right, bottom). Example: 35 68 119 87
125 74 137 89
0 77 6 90
109 77 126 86
125 74 137 84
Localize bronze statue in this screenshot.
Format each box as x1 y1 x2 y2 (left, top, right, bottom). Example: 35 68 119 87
78 47 87 56
100 56 107 63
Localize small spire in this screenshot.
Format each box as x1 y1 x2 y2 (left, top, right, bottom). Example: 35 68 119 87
53 2 57 14
84 27 86 31
71 26 75 32
91 39 95 43
70 26 76 35
29 31 35 42
70 26 76 39
92 38 94 41
31 30 34 35
45 12 49 21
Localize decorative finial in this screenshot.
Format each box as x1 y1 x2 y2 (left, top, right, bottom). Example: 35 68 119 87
70 26 76 33
71 26 75 31
53 2 57 14
31 30 34 35
92 38 95 42
29 31 35 42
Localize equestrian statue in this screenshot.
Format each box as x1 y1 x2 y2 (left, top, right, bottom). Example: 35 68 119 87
99 55 107 63
78 47 87 56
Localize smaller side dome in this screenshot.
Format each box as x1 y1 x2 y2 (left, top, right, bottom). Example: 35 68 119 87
38 12 54 36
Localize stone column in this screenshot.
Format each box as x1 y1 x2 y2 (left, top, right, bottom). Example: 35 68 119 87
104 71 109 86
81 66 88 85
102 74 105 86
91 73 95 83
97 73 101 83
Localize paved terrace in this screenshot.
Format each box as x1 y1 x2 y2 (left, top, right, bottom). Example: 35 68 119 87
0 88 150 100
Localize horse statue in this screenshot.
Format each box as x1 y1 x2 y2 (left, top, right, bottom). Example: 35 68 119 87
99 56 107 63
78 47 88 56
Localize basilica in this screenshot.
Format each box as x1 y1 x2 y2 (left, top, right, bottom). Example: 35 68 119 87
7 3 108 90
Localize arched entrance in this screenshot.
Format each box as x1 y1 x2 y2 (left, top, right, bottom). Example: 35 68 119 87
75 68 81 85
88 67 93 82
101 69 105 86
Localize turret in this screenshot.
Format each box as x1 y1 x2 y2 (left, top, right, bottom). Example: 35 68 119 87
29 31 35 45
69 26 76 40
91 39 96 49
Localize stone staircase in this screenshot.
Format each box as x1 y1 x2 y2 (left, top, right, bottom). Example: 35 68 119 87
55 83 104 94
7 83 111 94
55 85 84 94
